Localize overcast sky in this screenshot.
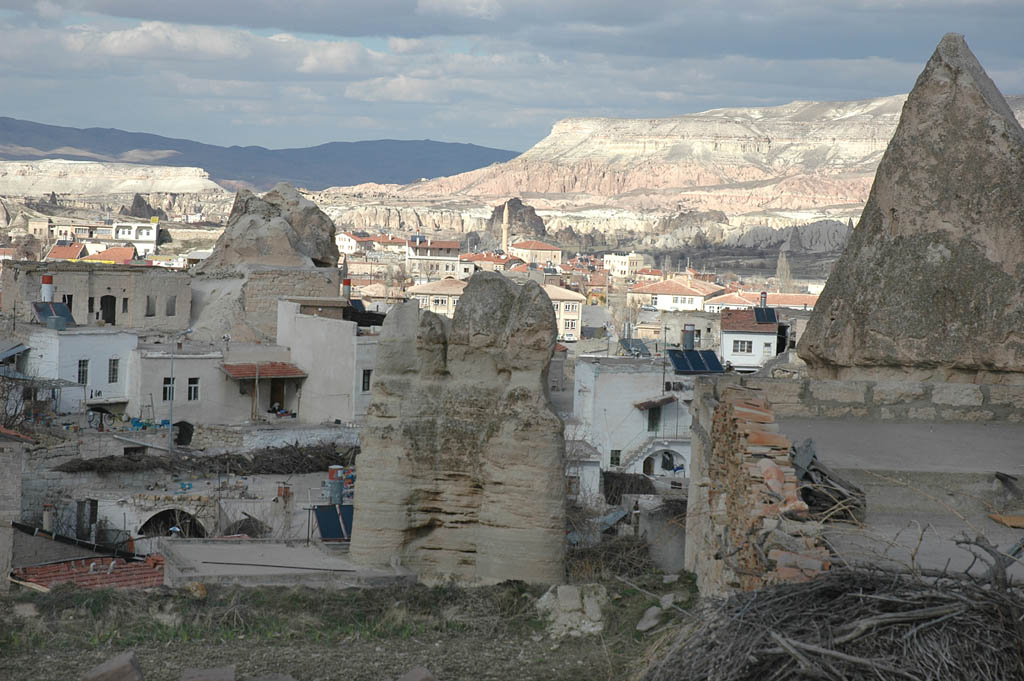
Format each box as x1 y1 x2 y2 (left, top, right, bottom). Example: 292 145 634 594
1 1 1022 151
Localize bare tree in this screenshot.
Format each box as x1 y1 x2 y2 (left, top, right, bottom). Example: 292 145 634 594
776 250 794 293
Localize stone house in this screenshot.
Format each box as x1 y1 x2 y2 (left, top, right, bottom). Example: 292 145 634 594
405 237 461 283
542 284 585 342
407 277 466 318
720 308 788 372
1 261 191 332
509 239 563 266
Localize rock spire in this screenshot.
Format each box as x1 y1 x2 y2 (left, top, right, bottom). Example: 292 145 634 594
350 272 566 584
798 34 1024 383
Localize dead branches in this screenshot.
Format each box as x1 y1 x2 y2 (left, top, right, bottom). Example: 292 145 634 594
643 568 1024 681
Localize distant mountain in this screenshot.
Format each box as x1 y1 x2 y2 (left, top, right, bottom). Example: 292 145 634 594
0 117 520 191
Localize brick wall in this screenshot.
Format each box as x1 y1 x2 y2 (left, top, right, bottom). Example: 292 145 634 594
686 386 830 596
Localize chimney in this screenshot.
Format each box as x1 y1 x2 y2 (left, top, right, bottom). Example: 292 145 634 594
343 278 352 298
760 291 767 308
683 323 695 351
41 274 54 302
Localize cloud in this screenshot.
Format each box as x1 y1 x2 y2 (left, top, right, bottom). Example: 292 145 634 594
63 21 252 60
346 75 449 103
415 0 502 20
297 41 373 74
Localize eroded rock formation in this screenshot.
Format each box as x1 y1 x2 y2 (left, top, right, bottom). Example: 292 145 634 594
350 272 566 584
799 34 1024 383
119 193 167 221
190 183 339 342
486 197 546 241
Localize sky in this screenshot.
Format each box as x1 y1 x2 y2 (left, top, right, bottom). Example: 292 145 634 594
1 1 1022 152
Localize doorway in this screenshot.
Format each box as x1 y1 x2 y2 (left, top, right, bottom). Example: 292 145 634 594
99 295 117 325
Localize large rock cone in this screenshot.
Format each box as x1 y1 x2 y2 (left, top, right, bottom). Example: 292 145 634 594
196 183 338 273
798 34 1024 383
350 272 566 584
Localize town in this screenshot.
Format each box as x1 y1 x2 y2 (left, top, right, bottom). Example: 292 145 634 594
1 17 1023 681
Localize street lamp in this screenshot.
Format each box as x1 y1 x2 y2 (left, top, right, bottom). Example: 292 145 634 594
168 327 193 453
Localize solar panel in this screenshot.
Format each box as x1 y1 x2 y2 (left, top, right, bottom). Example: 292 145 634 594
667 349 725 374
754 307 778 324
32 302 77 327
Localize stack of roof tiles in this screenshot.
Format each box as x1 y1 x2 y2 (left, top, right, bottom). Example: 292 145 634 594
13 555 165 590
708 388 830 590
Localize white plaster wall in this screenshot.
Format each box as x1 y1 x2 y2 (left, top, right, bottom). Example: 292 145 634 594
654 294 704 312
25 329 137 412
128 352 250 425
721 330 777 370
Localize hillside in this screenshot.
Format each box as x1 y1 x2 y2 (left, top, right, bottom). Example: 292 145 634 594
0 117 520 191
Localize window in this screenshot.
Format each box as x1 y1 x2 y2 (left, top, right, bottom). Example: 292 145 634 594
672 296 680 303
565 319 576 330
610 450 621 466
88 297 95 313
145 295 156 317
166 295 176 316
564 303 578 312
662 452 675 471
694 329 702 344
162 376 174 401
62 293 73 308
764 342 774 355
733 340 753 354
122 297 128 313
107 358 119 384
432 297 445 307
77 359 88 385
362 369 373 392
187 377 200 401
648 405 661 433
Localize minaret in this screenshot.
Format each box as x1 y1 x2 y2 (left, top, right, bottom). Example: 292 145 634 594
501 201 510 253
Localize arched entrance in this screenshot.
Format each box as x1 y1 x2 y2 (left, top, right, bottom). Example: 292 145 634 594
138 509 207 538
174 421 194 446
643 450 684 477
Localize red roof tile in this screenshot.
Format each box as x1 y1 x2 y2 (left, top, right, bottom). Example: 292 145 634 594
721 308 778 333
45 243 87 260
407 239 459 250
12 555 164 590
81 246 138 263
220 362 308 380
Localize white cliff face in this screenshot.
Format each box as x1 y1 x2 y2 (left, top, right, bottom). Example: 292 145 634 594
312 94 1024 245
0 159 223 195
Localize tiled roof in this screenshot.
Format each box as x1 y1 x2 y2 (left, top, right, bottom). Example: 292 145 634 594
460 252 513 264
81 246 138 263
408 278 468 295
632 278 706 297
706 291 819 309
12 555 165 590
45 243 86 260
542 284 586 302
511 240 560 251
636 268 663 276
220 362 308 380
721 308 778 333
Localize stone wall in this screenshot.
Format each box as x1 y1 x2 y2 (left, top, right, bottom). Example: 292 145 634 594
716 375 1024 423
685 386 830 596
190 423 358 455
0 446 25 592
238 268 340 340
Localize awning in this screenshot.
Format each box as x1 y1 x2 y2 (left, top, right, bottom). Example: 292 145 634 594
634 394 677 411
220 362 307 380
0 341 28 362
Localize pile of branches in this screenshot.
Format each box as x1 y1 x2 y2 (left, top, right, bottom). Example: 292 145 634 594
644 565 1024 680
567 536 654 582
52 444 358 476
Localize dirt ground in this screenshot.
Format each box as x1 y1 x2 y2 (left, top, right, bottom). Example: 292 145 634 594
0 556 695 681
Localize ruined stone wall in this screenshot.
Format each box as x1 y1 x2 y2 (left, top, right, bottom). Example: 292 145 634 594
238 268 340 340
685 386 830 596
190 423 358 455
0 446 24 592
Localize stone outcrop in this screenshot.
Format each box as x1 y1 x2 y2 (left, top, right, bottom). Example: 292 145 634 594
799 34 1024 383
486 197 546 241
190 183 340 342
119 193 167 220
350 272 566 584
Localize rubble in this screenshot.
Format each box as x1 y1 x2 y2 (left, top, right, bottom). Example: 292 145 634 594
82 651 145 681
350 271 565 584
536 583 607 637
799 34 1024 383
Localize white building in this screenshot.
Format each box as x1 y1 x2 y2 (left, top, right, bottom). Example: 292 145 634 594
603 252 644 280
407 277 466 318
704 291 819 313
406 237 461 284
542 284 585 342
720 308 786 372
628 276 726 312
21 327 138 414
569 357 693 505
